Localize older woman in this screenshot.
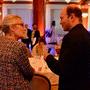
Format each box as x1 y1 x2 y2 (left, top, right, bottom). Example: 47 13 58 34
0 14 34 90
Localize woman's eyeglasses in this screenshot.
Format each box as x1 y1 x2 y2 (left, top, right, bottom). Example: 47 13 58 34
10 23 25 27
14 23 25 27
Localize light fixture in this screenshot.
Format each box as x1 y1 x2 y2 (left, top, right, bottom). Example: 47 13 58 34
80 4 88 18
82 12 88 18
12 0 16 2
65 0 71 3
0 12 1 16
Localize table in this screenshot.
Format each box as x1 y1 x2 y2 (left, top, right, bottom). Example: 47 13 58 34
29 57 59 90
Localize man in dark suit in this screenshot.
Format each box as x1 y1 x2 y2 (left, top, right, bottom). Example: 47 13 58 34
21 24 32 49
44 4 90 90
31 24 40 49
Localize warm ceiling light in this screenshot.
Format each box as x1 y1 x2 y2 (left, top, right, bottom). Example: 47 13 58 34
12 0 16 2
65 0 71 3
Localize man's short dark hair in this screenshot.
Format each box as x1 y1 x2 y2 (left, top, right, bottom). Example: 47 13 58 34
66 5 82 22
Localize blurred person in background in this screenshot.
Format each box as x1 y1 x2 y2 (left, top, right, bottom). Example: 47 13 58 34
0 14 34 90
45 21 57 56
44 4 90 90
31 23 40 49
21 24 32 49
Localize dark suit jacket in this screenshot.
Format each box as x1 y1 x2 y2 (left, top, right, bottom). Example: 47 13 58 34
22 28 32 48
46 24 90 90
31 30 40 49
0 36 34 89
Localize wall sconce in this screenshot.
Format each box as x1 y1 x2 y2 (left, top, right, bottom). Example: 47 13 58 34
80 4 88 18
82 12 88 18
0 12 1 16
65 0 71 3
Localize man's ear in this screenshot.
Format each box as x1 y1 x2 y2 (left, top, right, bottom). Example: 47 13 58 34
70 14 76 23
70 16 73 19
70 13 75 19
71 14 76 19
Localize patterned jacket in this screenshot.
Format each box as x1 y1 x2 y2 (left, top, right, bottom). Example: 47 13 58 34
0 36 34 90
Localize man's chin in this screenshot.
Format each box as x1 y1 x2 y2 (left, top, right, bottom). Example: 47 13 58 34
63 29 68 31
63 28 70 31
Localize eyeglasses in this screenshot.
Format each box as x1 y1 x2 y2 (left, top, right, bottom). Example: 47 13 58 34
10 23 25 27
14 23 25 27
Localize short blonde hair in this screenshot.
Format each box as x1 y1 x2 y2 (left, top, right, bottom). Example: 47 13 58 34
2 14 22 26
2 14 22 34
